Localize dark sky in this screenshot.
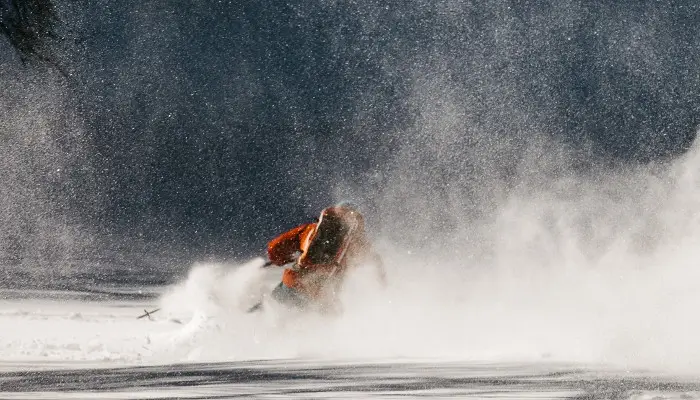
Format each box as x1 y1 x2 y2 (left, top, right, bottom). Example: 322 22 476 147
1 0 699 274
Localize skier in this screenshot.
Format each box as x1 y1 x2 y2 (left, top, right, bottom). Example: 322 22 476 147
250 202 385 313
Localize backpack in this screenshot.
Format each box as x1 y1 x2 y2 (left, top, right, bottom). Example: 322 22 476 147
300 207 363 267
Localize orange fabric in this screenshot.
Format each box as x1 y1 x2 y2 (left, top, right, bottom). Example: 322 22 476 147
267 207 376 300
267 223 316 266
267 222 322 293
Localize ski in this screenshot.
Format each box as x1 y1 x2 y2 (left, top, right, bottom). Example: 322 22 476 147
137 308 160 320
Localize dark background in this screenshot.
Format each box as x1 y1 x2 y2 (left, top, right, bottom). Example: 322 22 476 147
0 0 698 288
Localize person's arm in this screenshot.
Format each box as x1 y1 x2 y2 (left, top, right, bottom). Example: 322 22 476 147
267 223 313 266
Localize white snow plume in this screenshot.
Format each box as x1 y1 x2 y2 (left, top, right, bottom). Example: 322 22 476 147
151 256 397 362
294 65 700 373
158 258 269 317
151 133 700 372
337 127 700 373
151 258 323 361
323 67 700 372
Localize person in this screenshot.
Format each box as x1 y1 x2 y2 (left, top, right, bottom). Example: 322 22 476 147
250 202 385 314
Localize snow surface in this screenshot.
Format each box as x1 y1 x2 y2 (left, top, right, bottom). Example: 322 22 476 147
2 258 700 398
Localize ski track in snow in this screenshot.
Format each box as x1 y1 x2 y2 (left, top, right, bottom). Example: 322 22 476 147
2 357 700 399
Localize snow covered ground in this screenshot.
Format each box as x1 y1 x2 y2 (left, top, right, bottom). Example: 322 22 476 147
2 258 700 399
2 298 700 400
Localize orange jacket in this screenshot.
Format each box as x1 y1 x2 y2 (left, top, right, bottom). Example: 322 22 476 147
267 217 370 299
267 223 317 294
267 223 316 266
